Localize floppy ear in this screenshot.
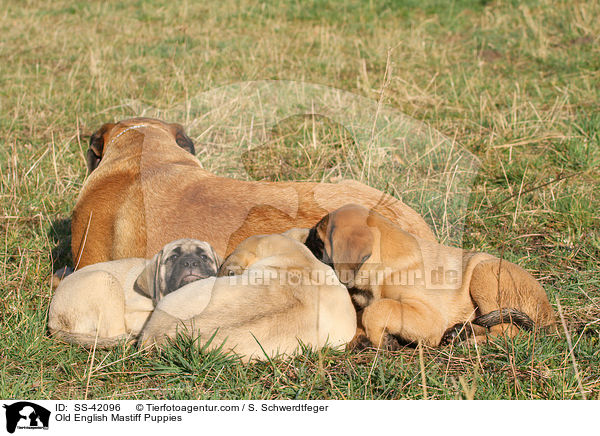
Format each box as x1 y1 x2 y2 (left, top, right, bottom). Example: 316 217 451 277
305 215 329 263
170 123 195 155
217 249 256 277
134 249 164 304
208 244 223 270
87 122 115 174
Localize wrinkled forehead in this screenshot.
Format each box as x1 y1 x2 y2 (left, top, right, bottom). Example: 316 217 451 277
162 239 214 259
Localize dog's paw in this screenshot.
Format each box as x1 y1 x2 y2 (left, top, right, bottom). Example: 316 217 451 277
137 331 165 350
348 334 373 351
440 323 472 346
382 332 402 351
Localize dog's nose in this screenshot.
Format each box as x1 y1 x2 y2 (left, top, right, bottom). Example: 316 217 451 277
184 260 199 268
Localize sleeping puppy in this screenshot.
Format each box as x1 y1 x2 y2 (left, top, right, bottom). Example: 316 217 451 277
48 239 219 348
305 204 556 349
138 234 356 362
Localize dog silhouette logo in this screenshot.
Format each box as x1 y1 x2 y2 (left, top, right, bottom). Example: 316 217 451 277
2 402 50 433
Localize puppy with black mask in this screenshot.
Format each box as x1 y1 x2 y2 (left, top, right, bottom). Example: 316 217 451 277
48 239 220 348
305 204 556 349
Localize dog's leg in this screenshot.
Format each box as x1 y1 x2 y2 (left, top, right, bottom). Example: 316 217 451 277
137 309 181 347
361 298 446 349
138 279 217 347
347 309 373 350
348 326 373 350
468 259 555 339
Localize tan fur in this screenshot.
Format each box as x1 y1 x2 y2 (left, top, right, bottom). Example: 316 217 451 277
139 234 357 362
48 258 149 347
72 118 436 268
48 239 218 348
281 227 310 243
309 204 556 348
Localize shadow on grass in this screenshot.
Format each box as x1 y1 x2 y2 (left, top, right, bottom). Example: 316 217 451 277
48 216 72 271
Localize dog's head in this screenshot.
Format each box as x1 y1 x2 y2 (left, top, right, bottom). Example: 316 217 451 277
218 233 308 277
86 117 195 174
134 238 220 303
306 204 426 308
305 204 379 289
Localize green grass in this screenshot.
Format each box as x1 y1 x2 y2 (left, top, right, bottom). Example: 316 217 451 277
0 0 599 400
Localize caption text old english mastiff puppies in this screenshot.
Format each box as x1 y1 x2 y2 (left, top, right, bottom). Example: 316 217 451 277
139 233 356 362
305 204 556 349
48 239 219 348
71 117 436 268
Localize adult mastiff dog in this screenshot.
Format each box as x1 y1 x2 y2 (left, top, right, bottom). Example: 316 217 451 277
72 117 436 267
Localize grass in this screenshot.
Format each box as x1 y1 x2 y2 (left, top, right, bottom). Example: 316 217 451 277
0 0 599 400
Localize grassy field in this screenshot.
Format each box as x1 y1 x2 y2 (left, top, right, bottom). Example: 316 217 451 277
1 0 599 400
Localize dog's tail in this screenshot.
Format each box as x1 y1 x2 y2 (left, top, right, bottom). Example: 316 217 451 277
441 308 548 346
48 328 134 349
472 308 535 331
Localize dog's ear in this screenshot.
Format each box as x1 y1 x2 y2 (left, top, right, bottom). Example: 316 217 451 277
87 122 115 174
134 249 164 304
170 123 195 155
217 248 257 277
217 252 236 277
305 214 329 263
208 244 223 270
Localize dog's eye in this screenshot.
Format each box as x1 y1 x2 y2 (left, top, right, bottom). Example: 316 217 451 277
228 270 236 276
201 254 209 262
168 254 179 262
